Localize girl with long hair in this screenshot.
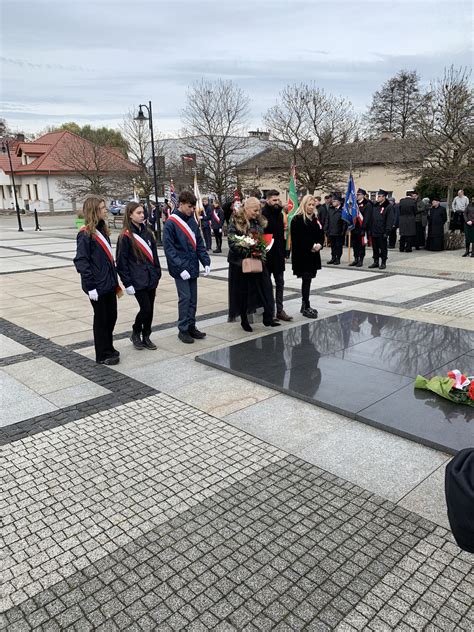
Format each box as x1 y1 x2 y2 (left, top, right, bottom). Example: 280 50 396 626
73 195 120 365
117 202 162 350
290 194 324 318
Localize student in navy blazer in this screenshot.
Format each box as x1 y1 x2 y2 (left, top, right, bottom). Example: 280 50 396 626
163 190 211 344
74 195 120 365
117 202 162 351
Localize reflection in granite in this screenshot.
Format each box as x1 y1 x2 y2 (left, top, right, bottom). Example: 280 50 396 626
197 311 474 454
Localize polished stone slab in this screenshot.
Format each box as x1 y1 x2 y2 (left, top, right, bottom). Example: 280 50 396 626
197 311 474 454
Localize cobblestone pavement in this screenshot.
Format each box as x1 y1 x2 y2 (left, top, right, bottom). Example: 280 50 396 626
2 396 473 631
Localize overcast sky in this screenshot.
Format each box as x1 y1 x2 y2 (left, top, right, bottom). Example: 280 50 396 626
1 0 472 138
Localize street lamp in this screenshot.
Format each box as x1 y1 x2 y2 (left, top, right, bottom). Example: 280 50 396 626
2 140 23 231
135 102 161 245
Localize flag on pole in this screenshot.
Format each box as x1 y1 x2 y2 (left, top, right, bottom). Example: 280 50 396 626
342 173 358 230
170 180 179 213
285 165 299 250
193 174 204 224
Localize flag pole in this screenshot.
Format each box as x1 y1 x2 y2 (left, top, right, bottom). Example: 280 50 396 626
347 161 353 264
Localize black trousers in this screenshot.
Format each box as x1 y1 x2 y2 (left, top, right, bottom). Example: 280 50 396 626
330 236 343 261
399 235 413 252
352 233 366 261
269 269 285 314
202 226 212 250
388 227 397 249
133 288 156 336
415 223 426 248
213 229 223 250
372 236 388 262
301 272 314 308
91 291 117 362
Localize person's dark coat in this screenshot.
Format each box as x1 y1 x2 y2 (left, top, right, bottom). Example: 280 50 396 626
74 220 118 296
353 199 373 235
398 197 417 237
116 223 162 291
290 214 324 278
200 204 212 230
163 210 210 279
317 204 328 231
210 206 225 231
367 200 395 236
324 205 346 237
262 203 286 274
426 205 447 251
445 448 474 553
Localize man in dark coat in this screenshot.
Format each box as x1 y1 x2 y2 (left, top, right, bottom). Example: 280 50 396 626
318 195 331 232
388 197 399 249
324 195 346 264
262 189 292 321
350 188 372 266
398 191 417 253
415 193 429 249
200 197 213 251
367 190 395 269
426 198 447 251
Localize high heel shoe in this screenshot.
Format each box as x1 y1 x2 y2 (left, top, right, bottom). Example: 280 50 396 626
241 319 253 332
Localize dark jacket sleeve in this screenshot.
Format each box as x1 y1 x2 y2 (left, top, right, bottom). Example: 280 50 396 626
116 234 133 288
385 204 395 233
73 231 95 292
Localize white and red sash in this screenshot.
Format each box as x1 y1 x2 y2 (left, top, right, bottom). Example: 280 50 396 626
168 214 197 250
124 229 154 264
212 209 221 224
81 226 114 263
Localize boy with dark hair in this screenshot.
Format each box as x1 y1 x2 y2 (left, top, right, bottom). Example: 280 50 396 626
163 190 211 343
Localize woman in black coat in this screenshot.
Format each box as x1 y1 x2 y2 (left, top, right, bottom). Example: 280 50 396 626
290 195 325 318
426 199 448 251
74 196 120 365
117 202 162 350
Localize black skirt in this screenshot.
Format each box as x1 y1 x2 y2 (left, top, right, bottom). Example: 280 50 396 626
228 262 274 319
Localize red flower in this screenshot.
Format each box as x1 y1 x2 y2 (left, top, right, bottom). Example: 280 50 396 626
469 382 474 401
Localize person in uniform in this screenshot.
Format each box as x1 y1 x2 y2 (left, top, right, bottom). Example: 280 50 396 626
210 200 225 253
367 190 395 270
324 195 345 265
200 197 213 252
350 188 372 267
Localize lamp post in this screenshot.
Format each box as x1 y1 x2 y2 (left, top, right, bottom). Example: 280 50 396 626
135 102 161 245
2 140 23 231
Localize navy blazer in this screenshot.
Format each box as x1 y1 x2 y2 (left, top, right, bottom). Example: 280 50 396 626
116 223 162 291
163 210 210 279
74 221 118 296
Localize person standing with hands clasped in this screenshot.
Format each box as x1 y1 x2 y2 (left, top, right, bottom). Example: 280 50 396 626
163 190 211 344
211 200 225 253
290 195 324 318
74 195 121 365
117 202 162 351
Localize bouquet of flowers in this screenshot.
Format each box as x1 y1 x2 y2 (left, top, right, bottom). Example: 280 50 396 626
415 369 474 407
228 230 268 262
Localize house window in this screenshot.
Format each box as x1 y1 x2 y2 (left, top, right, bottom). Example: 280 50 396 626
8 185 21 198
33 184 39 200
26 184 32 199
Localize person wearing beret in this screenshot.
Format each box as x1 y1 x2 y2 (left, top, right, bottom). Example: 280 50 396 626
366 190 395 270
350 188 372 266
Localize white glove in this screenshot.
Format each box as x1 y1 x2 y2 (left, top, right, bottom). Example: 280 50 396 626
219 229 222 233
125 286 135 295
204 265 211 276
88 289 99 301
180 270 191 281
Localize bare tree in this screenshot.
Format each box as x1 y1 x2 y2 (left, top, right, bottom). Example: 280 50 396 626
180 79 250 202
55 135 137 200
264 83 359 193
399 66 474 209
365 70 422 138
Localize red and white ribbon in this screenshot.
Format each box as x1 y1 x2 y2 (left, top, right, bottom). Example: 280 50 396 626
168 214 197 250
447 370 470 390
124 229 154 263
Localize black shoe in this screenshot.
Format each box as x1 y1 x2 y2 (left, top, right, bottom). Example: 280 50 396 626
333 258 341 265
302 307 318 319
241 320 253 332
356 260 363 267
111 349 120 358
327 259 335 265
213 249 222 253
368 262 379 269
130 331 145 350
349 260 358 266
462 251 470 257
300 303 306 314
379 262 387 270
96 356 120 366
142 336 157 350
178 331 194 344
188 326 206 339
263 320 281 327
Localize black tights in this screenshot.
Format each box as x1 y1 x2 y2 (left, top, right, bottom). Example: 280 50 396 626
301 275 313 308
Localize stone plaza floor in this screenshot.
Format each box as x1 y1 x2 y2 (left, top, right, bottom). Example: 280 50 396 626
1 215 473 631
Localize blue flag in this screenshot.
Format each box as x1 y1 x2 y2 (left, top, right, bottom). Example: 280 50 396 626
342 173 358 231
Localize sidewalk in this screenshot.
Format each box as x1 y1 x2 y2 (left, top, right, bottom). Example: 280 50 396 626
1 219 473 630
